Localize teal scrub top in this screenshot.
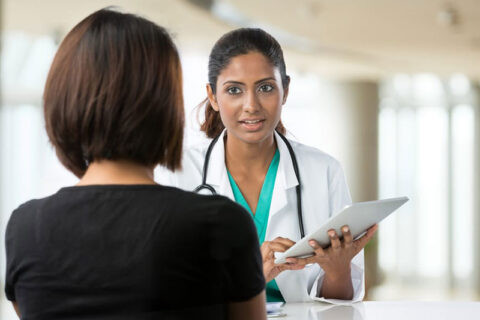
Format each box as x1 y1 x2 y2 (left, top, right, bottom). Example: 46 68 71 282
227 149 285 302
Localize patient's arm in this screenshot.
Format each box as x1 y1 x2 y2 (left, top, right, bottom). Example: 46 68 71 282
228 290 266 320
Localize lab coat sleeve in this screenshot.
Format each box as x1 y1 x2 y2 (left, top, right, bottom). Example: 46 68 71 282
154 146 205 191
308 160 365 304
309 250 365 304
154 164 179 187
327 159 352 213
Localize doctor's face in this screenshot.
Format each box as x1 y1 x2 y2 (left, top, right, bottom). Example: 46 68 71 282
207 51 288 145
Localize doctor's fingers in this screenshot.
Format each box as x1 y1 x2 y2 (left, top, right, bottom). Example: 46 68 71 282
266 241 293 253
260 242 275 259
289 254 324 266
309 240 329 263
353 224 378 253
327 229 342 250
286 241 327 266
271 237 297 248
341 225 353 248
278 262 305 271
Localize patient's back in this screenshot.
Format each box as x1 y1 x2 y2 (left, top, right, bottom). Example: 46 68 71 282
5 184 264 319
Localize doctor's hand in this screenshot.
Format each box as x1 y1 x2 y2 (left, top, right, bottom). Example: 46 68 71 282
261 237 305 283
286 224 378 278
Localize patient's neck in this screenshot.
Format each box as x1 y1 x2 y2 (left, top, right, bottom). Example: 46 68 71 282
77 159 156 186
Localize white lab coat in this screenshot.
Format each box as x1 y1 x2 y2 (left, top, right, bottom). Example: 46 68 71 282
156 130 364 304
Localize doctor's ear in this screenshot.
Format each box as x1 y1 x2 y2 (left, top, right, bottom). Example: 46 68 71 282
282 76 290 105
206 83 219 112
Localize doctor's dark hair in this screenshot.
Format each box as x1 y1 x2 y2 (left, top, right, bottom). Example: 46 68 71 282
200 28 289 138
43 8 184 178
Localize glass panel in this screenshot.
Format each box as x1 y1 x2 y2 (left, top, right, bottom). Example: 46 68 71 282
451 105 474 279
378 107 397 271
416 106 448 278
396 108 417 277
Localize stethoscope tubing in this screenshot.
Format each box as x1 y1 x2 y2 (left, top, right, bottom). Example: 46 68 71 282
194 130 305 239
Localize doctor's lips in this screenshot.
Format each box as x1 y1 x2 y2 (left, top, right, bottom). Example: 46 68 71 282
238 118 265 130
239 118 265 123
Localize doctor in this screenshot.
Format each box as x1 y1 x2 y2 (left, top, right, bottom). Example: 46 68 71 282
159 28 377 303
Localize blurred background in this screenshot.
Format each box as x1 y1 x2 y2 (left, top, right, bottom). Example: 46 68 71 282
1 0 479 317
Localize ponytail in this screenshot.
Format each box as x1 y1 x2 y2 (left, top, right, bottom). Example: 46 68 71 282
200 28 289 139
199 98 225 139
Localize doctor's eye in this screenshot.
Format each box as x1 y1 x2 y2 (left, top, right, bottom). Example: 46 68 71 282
226 86 242 95
258 84 274 93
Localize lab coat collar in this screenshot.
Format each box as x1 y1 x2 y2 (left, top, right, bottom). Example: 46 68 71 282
274 130 300 190
205 129 299 204
268 130 300 219
205 130 234 199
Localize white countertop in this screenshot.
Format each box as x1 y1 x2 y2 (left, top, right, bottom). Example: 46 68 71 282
277 301 480 319
3 298 480 319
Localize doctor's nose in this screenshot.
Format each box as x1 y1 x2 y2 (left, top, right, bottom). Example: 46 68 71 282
242 91 260 113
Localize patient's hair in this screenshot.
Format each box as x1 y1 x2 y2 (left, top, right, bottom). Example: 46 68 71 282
44 8 184 177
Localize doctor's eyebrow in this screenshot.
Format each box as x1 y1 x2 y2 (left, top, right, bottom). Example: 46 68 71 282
222 77 277 86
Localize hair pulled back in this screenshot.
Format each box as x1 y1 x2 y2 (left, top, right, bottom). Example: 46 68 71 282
200 28 289 138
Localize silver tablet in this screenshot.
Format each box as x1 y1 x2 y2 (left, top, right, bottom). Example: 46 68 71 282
274 196 409 264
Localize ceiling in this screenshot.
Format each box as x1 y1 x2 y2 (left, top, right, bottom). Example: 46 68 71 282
3 0 480 80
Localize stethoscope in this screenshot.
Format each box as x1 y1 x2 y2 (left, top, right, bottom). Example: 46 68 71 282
193 130 305 238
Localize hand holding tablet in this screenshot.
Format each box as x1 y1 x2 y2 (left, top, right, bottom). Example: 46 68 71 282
274 197 409 264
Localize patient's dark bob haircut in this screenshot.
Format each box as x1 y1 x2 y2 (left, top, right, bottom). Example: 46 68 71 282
44 8 184 178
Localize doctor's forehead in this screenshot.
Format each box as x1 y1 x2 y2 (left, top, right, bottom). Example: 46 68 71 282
218 52 282 85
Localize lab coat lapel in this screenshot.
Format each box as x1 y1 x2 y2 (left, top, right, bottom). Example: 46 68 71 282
271 133 308 302
205 130 299 210
269 131 299 218
205 130 234 200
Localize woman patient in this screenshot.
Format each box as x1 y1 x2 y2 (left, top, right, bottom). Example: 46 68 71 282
4 8 266 320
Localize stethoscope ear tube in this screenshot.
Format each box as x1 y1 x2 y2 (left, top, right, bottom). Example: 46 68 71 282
194 130 305 239
193 134 221 195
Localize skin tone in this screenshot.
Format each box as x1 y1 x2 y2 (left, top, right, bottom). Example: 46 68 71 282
207 51 378 300
76 159 156 186
207 52 287 214
12 303 20 317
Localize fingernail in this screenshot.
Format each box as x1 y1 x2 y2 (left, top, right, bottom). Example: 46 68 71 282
328 230 336 237
309 240 316 246
342 226 349 232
